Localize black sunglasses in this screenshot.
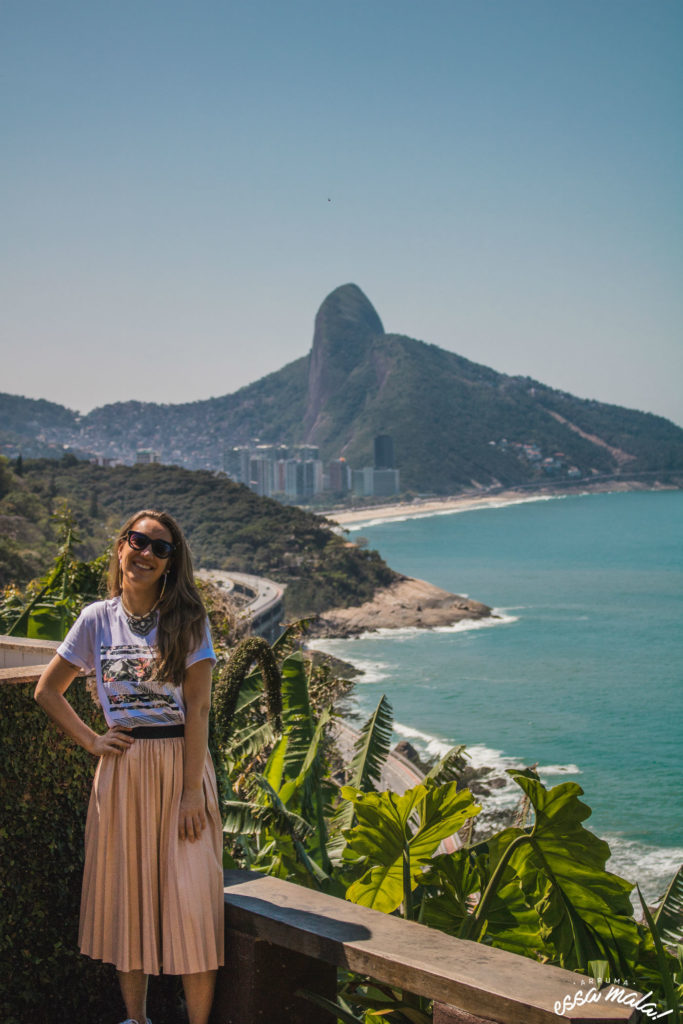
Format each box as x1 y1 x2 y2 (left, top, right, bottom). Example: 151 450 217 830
126 530 175 560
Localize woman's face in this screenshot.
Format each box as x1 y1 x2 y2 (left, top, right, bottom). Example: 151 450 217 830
118 516 174 591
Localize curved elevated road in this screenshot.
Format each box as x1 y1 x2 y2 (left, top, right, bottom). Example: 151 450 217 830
197 569 285 642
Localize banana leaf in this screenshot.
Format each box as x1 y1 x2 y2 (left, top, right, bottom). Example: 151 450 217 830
328 695 394 866
348 694 394 792
280 652 317 775
638 885 681 1024
425 744 468 784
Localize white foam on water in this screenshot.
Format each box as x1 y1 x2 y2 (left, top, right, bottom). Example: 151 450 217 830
432 610 519 633
393 721 454 759
356 626 426 640
344 492 569 532
304 639 392 684
537 763 583 776
600 834 683 904
353 609 520 641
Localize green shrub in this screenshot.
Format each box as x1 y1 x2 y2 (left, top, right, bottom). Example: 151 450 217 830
0 679 184 1024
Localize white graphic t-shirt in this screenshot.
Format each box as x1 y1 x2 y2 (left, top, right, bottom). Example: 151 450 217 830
57 597 216 729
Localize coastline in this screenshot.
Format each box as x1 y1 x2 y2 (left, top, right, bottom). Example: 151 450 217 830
320 479 680 530
308 575 492 638
309 481 672 637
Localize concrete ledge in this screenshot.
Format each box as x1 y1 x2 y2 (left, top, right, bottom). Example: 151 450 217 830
221 870 639 1024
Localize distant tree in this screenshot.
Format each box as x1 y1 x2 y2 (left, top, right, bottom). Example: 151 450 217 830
14 454 23 476
0 457 13 500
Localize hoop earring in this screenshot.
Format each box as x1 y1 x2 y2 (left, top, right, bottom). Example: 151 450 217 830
158 572 168 604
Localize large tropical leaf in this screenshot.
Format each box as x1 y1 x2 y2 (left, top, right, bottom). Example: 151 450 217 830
342 780 479 914
475 769 641 973
420 848 483 936
654 865 683 947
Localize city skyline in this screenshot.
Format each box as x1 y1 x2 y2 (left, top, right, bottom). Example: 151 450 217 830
2 1 681 426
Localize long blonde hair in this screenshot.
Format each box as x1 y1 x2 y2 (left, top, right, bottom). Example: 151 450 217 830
108 509 206 685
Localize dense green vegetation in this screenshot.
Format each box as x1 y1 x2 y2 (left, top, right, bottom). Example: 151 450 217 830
3 542 681 1023
216 649 683 1022
0 456 397 615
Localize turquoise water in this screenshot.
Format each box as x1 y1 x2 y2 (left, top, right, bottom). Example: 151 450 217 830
312 490 683 899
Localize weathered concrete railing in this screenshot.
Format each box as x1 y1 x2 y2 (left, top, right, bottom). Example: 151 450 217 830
0 633 59 672
1 638 640 1024
218 870 639 1024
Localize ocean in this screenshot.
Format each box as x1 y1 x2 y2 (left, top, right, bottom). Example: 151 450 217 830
311 490 683 902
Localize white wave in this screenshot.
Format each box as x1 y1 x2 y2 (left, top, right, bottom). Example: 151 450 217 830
344 493 568 532
304 639 393 683
354 609 519 641
457 745 583 810
356 625 426 640
393 721 454 759
344 659 391 684
346 514 413 530
537 763 583 776
601 835 683 904
432 610 519 633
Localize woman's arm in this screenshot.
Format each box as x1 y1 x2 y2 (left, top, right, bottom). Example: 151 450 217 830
178 657 213 843
34 654 134 756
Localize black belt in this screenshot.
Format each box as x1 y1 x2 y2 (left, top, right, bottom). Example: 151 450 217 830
128 725 185 738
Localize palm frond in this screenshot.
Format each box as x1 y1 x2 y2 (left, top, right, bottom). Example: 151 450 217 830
222 795 314 842
426 744 469 784
638 885 681 1024
226 721 276 763
348 694 393 791
248 778 317 843
280 653 317 775
654 864 683 947
327 696 393 866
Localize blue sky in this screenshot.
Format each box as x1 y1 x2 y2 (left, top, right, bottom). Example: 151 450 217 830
2 0 681 424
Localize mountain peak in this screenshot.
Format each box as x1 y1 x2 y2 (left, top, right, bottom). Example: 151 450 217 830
315 283 384 336
304 284 384 437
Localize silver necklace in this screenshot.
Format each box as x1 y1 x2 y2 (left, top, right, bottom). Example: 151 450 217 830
120 594 161 637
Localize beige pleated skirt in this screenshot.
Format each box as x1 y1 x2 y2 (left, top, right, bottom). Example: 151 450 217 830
79 737 225 975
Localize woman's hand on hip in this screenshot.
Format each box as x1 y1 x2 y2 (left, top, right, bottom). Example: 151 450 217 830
178 788 207 842
89 726 134 757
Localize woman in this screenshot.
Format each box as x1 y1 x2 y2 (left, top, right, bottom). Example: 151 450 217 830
35 509 224 1024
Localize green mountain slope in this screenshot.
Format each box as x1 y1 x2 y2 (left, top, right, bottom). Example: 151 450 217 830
0 459 397 613
2 283 682 492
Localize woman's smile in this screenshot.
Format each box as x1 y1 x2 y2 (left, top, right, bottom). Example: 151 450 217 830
119 517 173 594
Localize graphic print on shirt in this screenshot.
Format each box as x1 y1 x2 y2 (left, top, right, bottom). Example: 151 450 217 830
100 643 182 717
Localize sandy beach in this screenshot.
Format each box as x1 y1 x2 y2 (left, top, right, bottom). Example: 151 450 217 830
309 481 677 637
320 479 675 530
